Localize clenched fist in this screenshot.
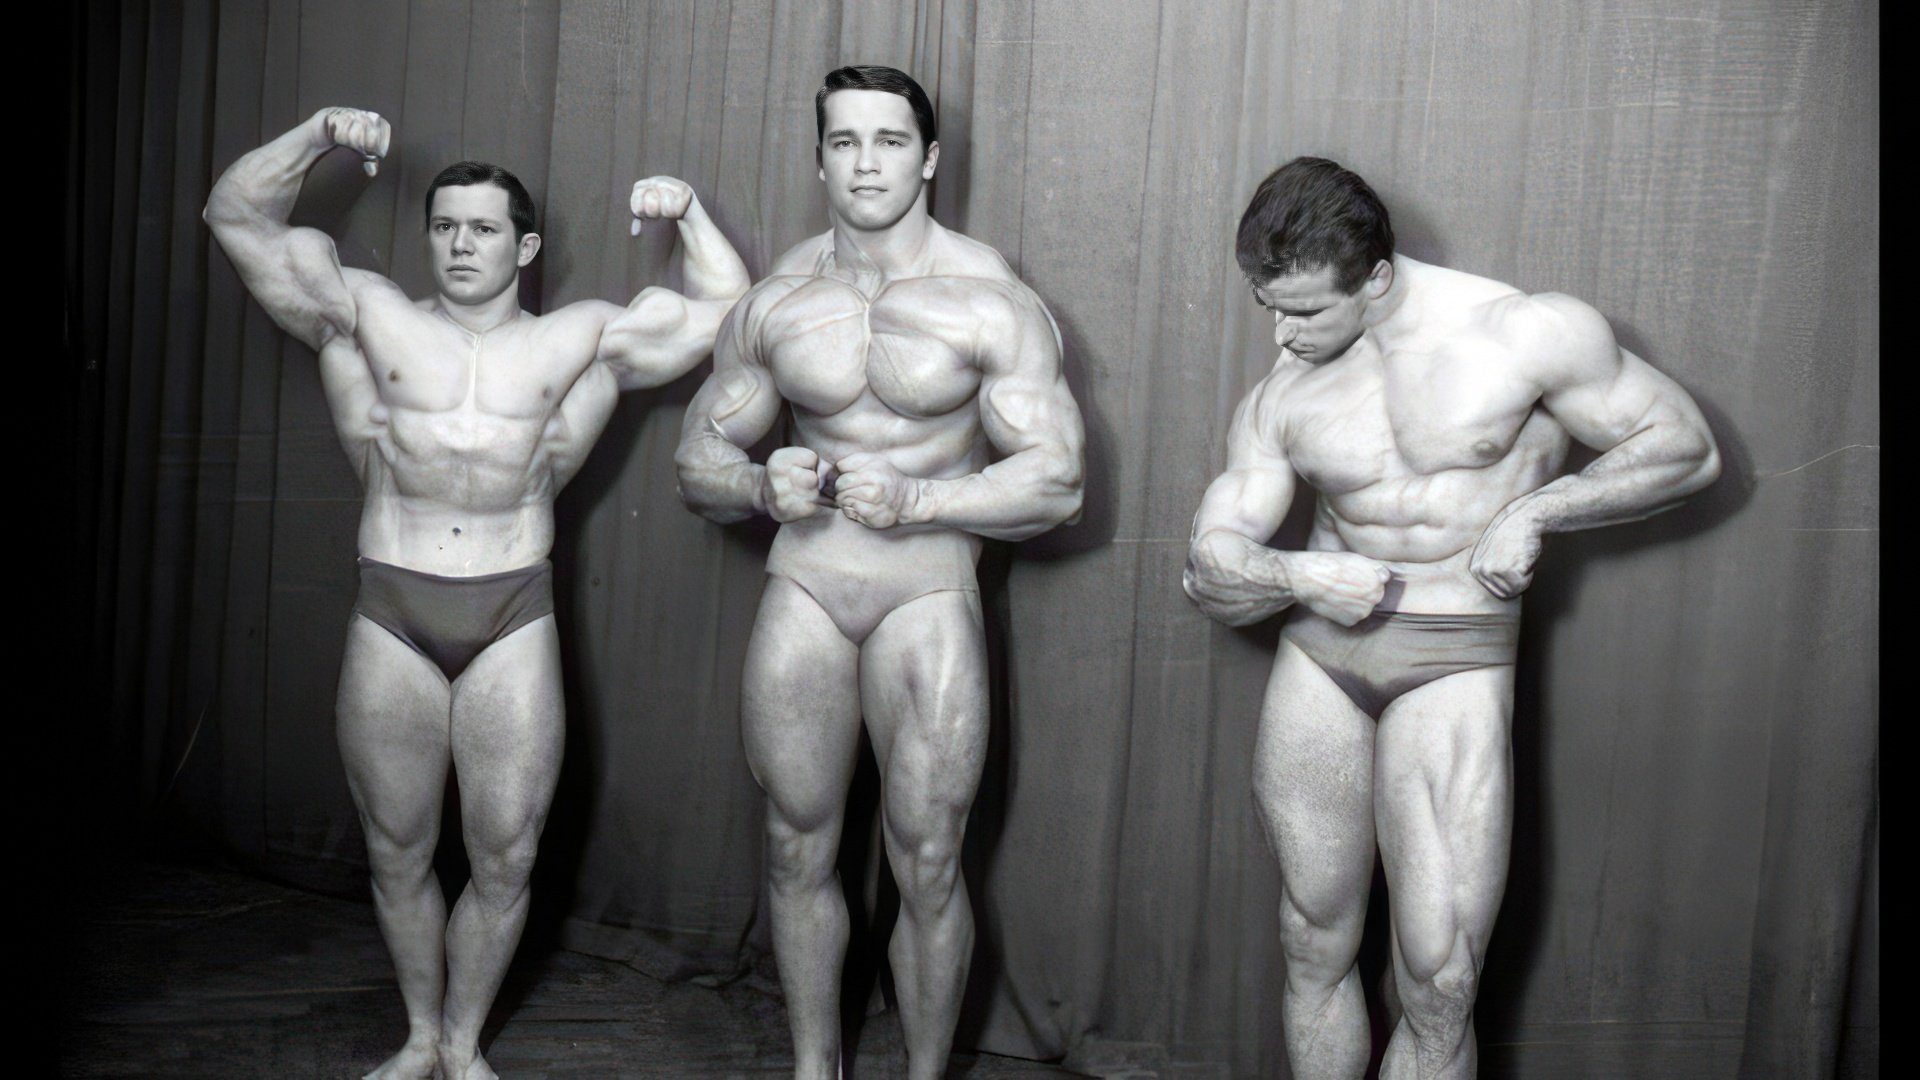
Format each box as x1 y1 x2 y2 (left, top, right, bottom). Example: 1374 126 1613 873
1470 501 1544 599
762 446 835 523
316 107 390 177
1287 550 1395 626
629 176 696 236
831 452 919 530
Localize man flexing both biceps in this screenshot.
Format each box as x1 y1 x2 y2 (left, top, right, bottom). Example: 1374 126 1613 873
205 107 749 1079
1185 158 1719 1079
675 66 1085 1080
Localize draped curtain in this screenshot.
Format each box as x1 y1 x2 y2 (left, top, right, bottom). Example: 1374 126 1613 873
66 1 1877 1076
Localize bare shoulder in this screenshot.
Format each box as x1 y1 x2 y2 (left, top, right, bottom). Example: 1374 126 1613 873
929 222 1021 276
1245 355 1313 427
341 266 410 308
923 227 1048 322
1498 290 1621 385
768 231 833 276
738 270 812 314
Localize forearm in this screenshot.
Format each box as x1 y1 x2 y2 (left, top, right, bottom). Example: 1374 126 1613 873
1511 424 1720 533
1185 528 1303 625
903 448 1082 541
675 429 767 523
204 111 331 232
675 200 751 302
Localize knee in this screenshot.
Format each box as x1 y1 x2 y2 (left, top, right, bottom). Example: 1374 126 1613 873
363 824 438 887
1277 891 1362 989
764 816 839 896
465 826 541 905
1397 938 1482 1039
888 825 964 914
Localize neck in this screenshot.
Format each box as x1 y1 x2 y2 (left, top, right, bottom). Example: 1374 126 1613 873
1364 254 1419 330
830 199 937 280
435 283 524 334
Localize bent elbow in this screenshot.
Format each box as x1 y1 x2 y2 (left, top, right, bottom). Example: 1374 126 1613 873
1683 430 1722 494
1052 480 1085 530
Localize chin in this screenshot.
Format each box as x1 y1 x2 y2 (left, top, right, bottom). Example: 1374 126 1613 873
439 279 506 305
836 199 911 233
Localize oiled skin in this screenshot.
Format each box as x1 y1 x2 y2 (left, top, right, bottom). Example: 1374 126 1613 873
1185 254 1719 1080
675 86 1084 1080
206 107 749 1080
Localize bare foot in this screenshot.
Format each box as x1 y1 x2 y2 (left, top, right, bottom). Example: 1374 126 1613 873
438 1043 500 1080
362 1036 439 1080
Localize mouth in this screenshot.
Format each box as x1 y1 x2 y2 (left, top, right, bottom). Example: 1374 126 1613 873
445 265 478 275
849 186 887 197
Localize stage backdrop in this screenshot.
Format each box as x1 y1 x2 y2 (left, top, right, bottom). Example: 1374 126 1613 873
68 1 1876 1076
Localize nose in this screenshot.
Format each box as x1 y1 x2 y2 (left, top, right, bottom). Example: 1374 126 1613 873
450 226 475 255
1273 311 1300 345
855 141 879 175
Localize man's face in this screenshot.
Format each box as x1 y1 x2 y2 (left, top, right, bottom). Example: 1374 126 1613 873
817 89 939 233
427 183 538 305
1251 260 1389 363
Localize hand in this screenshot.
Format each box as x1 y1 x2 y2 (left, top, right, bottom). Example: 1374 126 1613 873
629 176 696 236
1185 530 1386 627
317 108 391 176
831 452 919 530
1285 550 1394 626
1470 502 1544 599
762 446 834 523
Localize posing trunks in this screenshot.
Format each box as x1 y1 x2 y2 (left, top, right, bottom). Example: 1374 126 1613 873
351 557 555 681
1282 607 1520 720
767 510 981 645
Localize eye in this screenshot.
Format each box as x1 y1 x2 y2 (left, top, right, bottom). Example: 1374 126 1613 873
883 138 904 147
434 222 451 232
477 225 494 235
833 139 853 150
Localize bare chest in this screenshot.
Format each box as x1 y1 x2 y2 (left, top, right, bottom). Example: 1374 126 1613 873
362 320 577 418
762 277 983 419
1287 343 1551 493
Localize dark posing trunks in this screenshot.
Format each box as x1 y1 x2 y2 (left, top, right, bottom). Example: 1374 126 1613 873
351 557 555 681
1282 607 1520 720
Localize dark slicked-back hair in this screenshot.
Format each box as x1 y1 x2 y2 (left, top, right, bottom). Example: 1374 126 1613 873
815 65 937 154
425 161 536 239
1235 157 1393 294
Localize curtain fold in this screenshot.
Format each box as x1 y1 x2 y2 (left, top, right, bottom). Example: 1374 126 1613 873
69 2 1876 1076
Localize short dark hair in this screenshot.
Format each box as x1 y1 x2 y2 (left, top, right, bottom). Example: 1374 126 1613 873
1235 157 1393 294
815 65 937 153
424 161 536 240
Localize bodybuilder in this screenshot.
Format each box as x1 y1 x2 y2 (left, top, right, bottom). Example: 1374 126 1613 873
1184 158 1720 1080
205 108 749 1080
674 66 1085 1080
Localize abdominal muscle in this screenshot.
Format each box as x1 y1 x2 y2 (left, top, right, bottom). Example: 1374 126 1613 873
350 405 562 577
1314 459 1562 616
771 412 988 595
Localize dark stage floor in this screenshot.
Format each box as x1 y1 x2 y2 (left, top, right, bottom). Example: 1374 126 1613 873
53 858 1089 1079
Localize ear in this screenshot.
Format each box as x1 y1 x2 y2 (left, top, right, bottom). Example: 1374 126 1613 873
517 231 543 267
921 140 940 181
1365 257 1392 299
816 144 825 183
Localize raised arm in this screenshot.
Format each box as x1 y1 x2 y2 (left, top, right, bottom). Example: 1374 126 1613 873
202 107 390 351
1183 374 1392 627
597 177 753 390
833 286 1085 541
1470 293 1723 597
